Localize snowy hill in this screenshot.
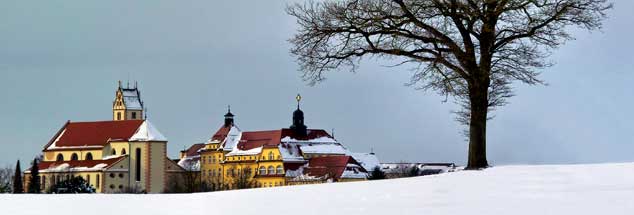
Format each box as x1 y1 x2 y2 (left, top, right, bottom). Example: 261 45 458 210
2 163 633 215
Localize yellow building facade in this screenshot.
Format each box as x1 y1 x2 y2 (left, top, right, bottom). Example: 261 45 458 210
190 101 369 190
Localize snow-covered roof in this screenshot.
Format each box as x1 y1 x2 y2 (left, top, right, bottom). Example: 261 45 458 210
121 88 143 110
177 155 200 171
299 143 348 155
350 153 381 171
130 120 167 142
281 136 338 144
341 169 369 179
31 156 127 173
226 146 263 156
221 126 241 150
278 143 305 162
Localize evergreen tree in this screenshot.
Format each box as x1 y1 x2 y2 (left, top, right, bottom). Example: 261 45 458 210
368 166 386 180
12 160 23 193
47 176 95 194
27 159 40 193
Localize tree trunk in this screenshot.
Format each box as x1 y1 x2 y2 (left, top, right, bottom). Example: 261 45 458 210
467 82 489 169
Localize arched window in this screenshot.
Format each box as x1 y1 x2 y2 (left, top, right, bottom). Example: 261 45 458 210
268 166 274 175
268 152 274 160
259 166 266 175
70 153 78 161
117 112 121 120
85 153 93 160
276 165 284 174
111 149 117 155
56 154 64 161
121 148 126 155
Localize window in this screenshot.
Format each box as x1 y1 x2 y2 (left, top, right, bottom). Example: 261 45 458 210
85 153 93 161
131 112 137 119
41 176 46 189
268 166 274 175
121 148 126 155
135 148 141 181
117 112 121 120
208 156 212 164
212 156 216 163
119 185 124 190
119 173 124 178
276 165 284 174
268 152 274 160
110 184 115 189
87 175 91 185
71 153 78 161
259 166 266 175
110 173 115 178
96 175 100 188
56 154 64 161
112 149 117 155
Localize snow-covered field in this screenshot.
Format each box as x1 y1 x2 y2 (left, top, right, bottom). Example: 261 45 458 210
2 163 633 215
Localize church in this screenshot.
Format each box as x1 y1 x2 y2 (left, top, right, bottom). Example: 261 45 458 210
180 94 375 190
23 82 183 193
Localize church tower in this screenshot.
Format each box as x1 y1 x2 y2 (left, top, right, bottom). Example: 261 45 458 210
290 94 307 137
113 81 144 121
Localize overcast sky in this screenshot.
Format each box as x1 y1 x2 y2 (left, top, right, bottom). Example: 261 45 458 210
1 0 633 167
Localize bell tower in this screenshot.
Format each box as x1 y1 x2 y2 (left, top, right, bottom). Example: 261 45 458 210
224 105 235 127
290 94 307 137
113 81 144 121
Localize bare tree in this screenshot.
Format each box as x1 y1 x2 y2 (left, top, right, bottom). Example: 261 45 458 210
287 0 611 169
231 166 256 190
0 165 14 193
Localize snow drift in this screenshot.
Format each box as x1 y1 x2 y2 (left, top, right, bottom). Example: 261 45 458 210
2 162 633 215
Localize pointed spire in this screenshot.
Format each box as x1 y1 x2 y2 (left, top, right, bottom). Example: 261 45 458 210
118 80 122 89
224 105 235 127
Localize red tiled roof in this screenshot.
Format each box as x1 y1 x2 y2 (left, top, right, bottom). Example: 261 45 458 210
30 156 126 172
210 126 231 142
48 120 144 149
181 143 205 157
238 130 282 150
305 156 358 180
234 129 334 151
